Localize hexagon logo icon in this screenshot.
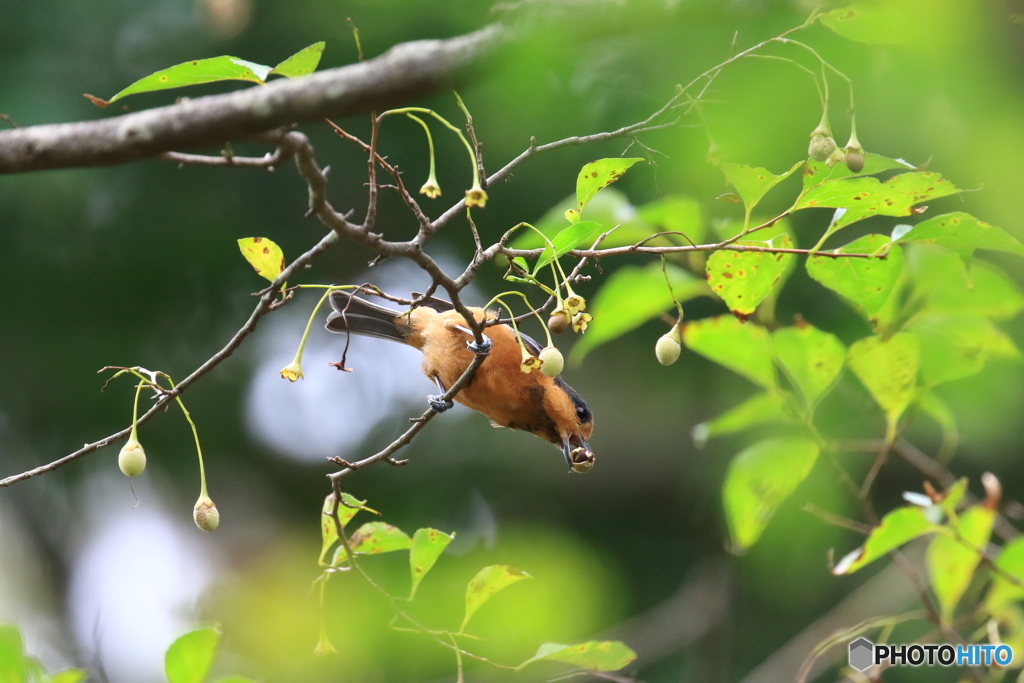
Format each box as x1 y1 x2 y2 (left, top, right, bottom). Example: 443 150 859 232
848 637 874 671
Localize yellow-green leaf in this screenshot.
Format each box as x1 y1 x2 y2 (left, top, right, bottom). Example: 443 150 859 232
847 333 919 441
270 42 325 78
806 235 903 321
576 158 644 214
986 537 1024 612
683 315 776 389
801 154 912 192
347 522 411 555
706 235 795 316
927 505 996 624
535 221 603 272
691 391 796 448
107 57 269 103
897 212 1024 262
910 314 1020 387
461 565 531 632
320 493 376 567
519 641 637 672
772 323 846 406
720 161 802 213
833 507 935 574
165 627 221 683
238 237 286 282
724 436 820 552
819 4 922 45
409 528 455 600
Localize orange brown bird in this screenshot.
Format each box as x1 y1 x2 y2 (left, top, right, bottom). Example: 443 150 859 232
325 291 595 472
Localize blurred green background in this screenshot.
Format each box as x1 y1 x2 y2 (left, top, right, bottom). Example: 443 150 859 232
3 1 1024 681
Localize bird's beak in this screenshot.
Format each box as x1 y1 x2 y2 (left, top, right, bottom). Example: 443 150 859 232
562 435 595 474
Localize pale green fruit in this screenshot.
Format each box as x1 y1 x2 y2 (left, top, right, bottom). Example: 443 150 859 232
656 334 682 366
539 346 565 377
193 495 220 532
118 438 146 477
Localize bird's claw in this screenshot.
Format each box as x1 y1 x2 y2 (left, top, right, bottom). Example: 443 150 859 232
467 337 492 355
428 394 454 412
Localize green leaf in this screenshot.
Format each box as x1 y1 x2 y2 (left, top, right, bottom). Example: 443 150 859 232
723 436 820 552
986 537 1024 611
819 4 920 45
638 195 706 246
107 57 269 103
847 333 919 441
833 507 935 574
237 237 286 282
0 625 25 683
772 323 846 405
269 42 325 78
165 627 221 683
896 212 1024 262
576 158 644 213
806 235 903 321
706 235 795 317
320 493 375 567
461 565 531 632
47 671 88 683
720 161 802 213
908 248 1024 320
535 221 603 272
919 391 959 458
348 522 412 555
570 262 708 363
519 641 637 672
509 189 653 250
408 528 455 599
910 314 1020 386
691 392 796 447
682 316 776 390
801 154 913 192
927 506 995 623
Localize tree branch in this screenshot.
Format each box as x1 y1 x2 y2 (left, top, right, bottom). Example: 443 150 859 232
0 25 506 173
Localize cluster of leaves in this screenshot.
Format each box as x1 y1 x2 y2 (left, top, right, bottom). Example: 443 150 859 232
315 493 637 675
0 625 85 683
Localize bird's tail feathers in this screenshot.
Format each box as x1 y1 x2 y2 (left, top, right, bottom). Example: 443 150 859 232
326 291 408 343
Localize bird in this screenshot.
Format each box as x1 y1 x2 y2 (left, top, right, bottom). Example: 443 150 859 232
325 290 595 472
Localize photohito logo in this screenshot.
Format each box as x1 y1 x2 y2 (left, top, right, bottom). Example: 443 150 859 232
848 638 1014 671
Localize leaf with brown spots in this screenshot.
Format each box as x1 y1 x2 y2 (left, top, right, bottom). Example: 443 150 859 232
706 234 795 316
575 158 644 214
885 171 959 205
518 641 637 672
105 56 270 104
237 237 286 282
806 234 904 321
801 154 911 192
347 521 412 555
408 527 455 600
896 212 1024 262
460 565 531 632
720 161 802 213
319 492 377 567
797 177 910 231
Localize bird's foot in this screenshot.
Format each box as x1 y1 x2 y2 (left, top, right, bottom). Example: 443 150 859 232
427 394 454 412
467 337 492 355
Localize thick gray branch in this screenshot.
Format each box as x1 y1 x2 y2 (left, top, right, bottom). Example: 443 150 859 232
0 24 505 174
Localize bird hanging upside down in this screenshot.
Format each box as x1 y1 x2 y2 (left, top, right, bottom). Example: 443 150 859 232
325 291 596 473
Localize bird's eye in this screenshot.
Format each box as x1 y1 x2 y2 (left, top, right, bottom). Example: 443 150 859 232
576 405 591 422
